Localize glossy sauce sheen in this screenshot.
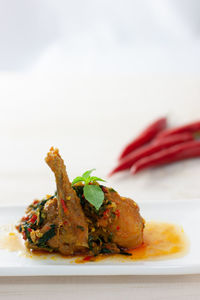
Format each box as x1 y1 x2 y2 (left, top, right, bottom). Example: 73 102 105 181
130 221 188 260
0 222 189 263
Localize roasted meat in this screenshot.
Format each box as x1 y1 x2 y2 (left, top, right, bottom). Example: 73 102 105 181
16 148 144 256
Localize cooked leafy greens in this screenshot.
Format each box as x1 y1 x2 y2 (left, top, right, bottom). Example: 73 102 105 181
37 224 56 248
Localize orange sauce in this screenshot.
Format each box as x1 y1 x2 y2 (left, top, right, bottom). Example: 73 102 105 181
129 221 188 260
75 221 189 263
0 222 189 263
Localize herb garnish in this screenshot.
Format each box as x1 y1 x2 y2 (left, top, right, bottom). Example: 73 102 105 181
77 225 85 231
72 169 105 210
35 192 57 227
24 224 33 243
37 224 56 248
119 251 132 256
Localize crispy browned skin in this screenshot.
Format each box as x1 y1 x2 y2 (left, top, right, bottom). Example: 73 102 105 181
45 147 88 254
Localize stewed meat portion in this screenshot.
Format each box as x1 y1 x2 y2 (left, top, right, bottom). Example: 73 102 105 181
98 192 144 249
74 185 144 255
45 148 88 254
16 148 144 256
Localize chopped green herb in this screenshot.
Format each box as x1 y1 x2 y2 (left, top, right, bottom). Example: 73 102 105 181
37 224 56 248
35 192 57 227
109 188 116 193
77 225 85 231
108 233 113 242
119 251 132 256
24 225 33 243
100 248 113 254
88 235 94 250
111 212 116 219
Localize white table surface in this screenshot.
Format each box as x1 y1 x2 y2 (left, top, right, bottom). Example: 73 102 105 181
1 73 200 299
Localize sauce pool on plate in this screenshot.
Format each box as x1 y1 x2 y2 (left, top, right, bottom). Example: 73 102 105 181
0 222 189 263
129 221 188 260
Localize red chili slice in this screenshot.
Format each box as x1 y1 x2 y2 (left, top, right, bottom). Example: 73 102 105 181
33 200 39 205
103 209 109 219
101 186 107 193
61 199 68 215
30 214 37 223
22 216 29 222
83 256 92 261
22 232 26 240
115 210 120 217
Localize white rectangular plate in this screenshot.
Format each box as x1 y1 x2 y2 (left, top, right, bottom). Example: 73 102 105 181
0 199 200 276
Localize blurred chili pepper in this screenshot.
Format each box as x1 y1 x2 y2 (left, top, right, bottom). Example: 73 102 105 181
130 141 200 174
157 121 200 139
118 117 167 160
109 133 193 176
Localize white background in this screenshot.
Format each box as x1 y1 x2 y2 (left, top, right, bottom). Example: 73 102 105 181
1 0 200 299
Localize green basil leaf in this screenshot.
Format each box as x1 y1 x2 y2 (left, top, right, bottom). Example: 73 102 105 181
82 169 96 179
72 176 85 185
37 224 56 248
89 176 106 183
83 184 104 210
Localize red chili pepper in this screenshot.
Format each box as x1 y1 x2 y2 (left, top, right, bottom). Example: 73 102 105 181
22 231 26 240
27 228 32 232
83 256 92 261
61 198 68 215
29 214 37 223
109 133 193 176
103 209 109 218
101 186 107 193
116 226 120 231
22 216 29 222
115 209 120 217
118 117 167 160
33 200 39 205
130 141 200 174
157 121 200 139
